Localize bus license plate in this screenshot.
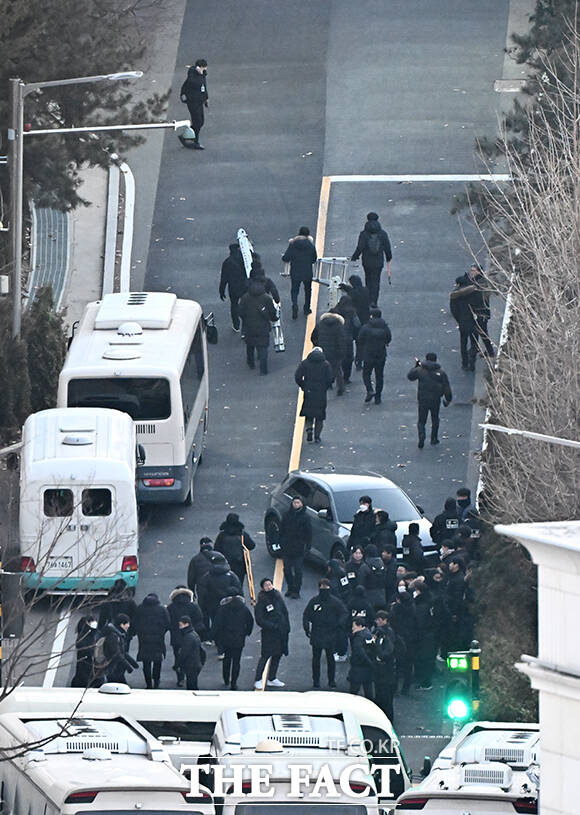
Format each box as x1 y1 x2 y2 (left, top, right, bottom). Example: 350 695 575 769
47 556 73 570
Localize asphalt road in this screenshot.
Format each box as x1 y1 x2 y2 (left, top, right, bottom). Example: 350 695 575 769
27 0 512 778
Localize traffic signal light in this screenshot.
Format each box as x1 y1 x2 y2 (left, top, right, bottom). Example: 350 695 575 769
445 643 481 721
445 677 472 720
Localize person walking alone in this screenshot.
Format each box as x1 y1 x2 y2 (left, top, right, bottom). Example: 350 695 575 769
238 277 277 375
254 578 290 689
303 578 347 689
180 59 209 149
282 226 317 319
219 243 248 332
294 347 333 444
407 352 452 448
449 275 479 371
279 496 312 599
351 212 392 306
357 307 392 405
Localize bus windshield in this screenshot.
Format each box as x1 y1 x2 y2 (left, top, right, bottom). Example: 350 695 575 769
68 377 171 420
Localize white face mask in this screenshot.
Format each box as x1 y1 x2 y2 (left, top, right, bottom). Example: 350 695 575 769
398 585 406 594
359 504 369 512
88 621 98 629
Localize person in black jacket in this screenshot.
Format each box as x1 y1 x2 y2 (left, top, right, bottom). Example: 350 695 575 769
357 543 387 609
249 259 281 302
373 611 396 722
254 578 290 689
357 307 392 404
214 513 256 586
349 617 375 698
371 510 398 551
443 557 470 654
351 212 392 306
187 538 214 603
238 278 277 375
180 59 208 149
282 227 317 319
411 579 438 690
407 352 453 448
326 558 350 605
466 263 494 356
349 496 376 552
97 578 137 631
176 616 205 689
348 585 376 629
344 545 365 595
71 615 100 688
199 552 242 630
401 523 425 574
449 275 479 371
381 546 399 607
303 579 348 688
212 589 254 689
167 586 206 687
430 498 460 545
219 244 248 331
279 497 312 599
311 312 347 396
133 593 170 689
341 275 371 369
331 295 360 384
390 591 418 694
295 347 333 444
102 614 138 684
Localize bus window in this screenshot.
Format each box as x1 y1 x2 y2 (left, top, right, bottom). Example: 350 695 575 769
82 489 112 517
68 378 171 420
180 327 205 425
44 489 74 517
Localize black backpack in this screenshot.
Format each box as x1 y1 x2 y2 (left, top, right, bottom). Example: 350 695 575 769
366 232 381 255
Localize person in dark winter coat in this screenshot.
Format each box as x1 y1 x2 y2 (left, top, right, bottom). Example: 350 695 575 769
326 558 351 605
212 589 254 689
71 615 100 688
303 579 348 688
407 352 453 448
133 594 170 689
371 510 398 552
249 259 280 302
295 347 333 444
389 591 418 694
311 312 347 396
344 545 365 595
187 538 214 602
176 616 205 690
199 552 242 627
373 611 397 722
180 59 208 148
348 585 376 628
331 295 360 383
167 586 206 686
97 578 137 630
357 544 387 609
465 264 494 357
357 307 392 404
282 227 318 319
443 557 471 654
401 523 425 574
214 513 256 586
279 497 312 599
411 580 438 690
349 617 375 698
238 278 277 375
456 487 474 522
449 275 479 371
219 244 248 331
351 212 392 306
349 496 376 552
254 578 290 688
102 614 138 684
430 498 460 545
381 546 399 607
341 275 372 370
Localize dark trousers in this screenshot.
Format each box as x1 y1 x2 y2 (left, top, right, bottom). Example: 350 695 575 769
414 642 437 687
142 660 161 689
223 647 243 686
459 324 478 368
349 679 374 698
362 357 385 397
312 645 335 685
172 645 183 682
417 400 440 443
290 278 312 310
475 316 494 355
330 358 345 394
305 416 324 441
230 295 241 329
364 267 381 306
375 679 395 723
185 668 200 690
255 654 281 682
187 103 205 141
283 555 304 594
246 343 268 374
230 560 246 587
397 651 413 693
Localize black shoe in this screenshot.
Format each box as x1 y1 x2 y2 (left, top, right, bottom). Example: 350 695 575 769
176 679 184 688
247 361 255 370
431 438 440 445
374 395 381 404
193 142 205 150
344 378 351 384
285 590 292 597
418 439 425 449
231 682 237 690
337 389 344 396
306 430 313 442
303 306 312 315
313 683 321 689
365 391 375 403
292 304 298 320
314 436 321 443
328 681 336 688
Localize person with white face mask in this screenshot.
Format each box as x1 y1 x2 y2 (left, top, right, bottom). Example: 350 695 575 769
71 615 101 688
348 495 376 552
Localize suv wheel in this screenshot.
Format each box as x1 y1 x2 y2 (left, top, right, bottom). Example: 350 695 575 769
265 514 281 558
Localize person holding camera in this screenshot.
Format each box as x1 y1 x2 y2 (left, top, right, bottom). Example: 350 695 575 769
407 352 452 448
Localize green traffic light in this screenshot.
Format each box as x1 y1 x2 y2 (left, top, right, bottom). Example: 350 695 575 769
447 655 469 671
447 698 470 719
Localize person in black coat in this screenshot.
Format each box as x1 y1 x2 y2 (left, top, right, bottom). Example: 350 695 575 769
348 585 376 629
250 259 280 302
238 278 277 375
443 557 470 654
449 275 479 371
219 244 248 331
102 614 138 684
187 538 214 604
357 307 392 405
390 591 418 694
349 496 376 552
214 513 256 586
176 616 205 690
351 212 392 306
331 295 360 383
466 263 494 357
282 227 317 319
311 312 347 396
97 578 137 630
407 352 453 448
326 558 351 605
357 543 387 609
71 615 100 688
199 552 242 630
381 546 399 608
344 545 365 595
279 497 312 599
371 510 398 552
167 586 206 687
401 523 425 575
341 275 371 369
430 498 460 545
295 347 333 445
254 578 290 688
133 593 170 689
411 579 438 690
348 617 375 698
303 579 348 688
212 589 254 689
373 611 397 722
180 59 208 148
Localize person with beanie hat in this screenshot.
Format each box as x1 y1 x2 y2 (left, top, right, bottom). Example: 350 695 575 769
303 578 348 688
198 552 242 632
254 578 290 689
212 587 254 689
187 537 214 602
294 347 334 444
176 616 205 690
219 243 248 331
282 226 318 319
133 594 170 689
407 352 453 448
179 59 208 149
351 212 393 306
214 513 256 586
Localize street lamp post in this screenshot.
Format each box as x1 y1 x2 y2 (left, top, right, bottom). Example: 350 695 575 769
7 71 143 338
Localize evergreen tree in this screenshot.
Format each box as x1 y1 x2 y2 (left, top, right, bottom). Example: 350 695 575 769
23 287 67 413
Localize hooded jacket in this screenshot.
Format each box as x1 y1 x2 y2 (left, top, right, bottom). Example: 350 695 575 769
133 594 170 663
401 533 425 574
357 316 392 362
303 588 348 648
310 313 346 363
282 235 317 282
249 264 280 303
180 67 208 107
430 498 460 544
326 558 351 603
390 593 418 646
176 624 204 673
214 514 256 572
407 359 452 404
212 593 254 650
238 279 277 347
219 246 248 299
357 544 386 607
371 518 398 551
351 219 392 270
255 588 290 657
167 587 206 646
187 546 213 596
331 296 360 344
344 275 371 325
279 502 312 558
347 585 376 625
294 348 334 421
199 554 242 614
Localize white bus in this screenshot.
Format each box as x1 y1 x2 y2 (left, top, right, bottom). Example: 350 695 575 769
57 292 209 504
0 711 214 814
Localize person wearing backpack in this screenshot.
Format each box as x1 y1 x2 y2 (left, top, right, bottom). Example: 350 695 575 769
351 212 392 306
348 616 376 698
357 544 386 609
407 352 453 448
176 616 206 690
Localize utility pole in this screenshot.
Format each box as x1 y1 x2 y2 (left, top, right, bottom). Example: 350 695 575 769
7 78 24 339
